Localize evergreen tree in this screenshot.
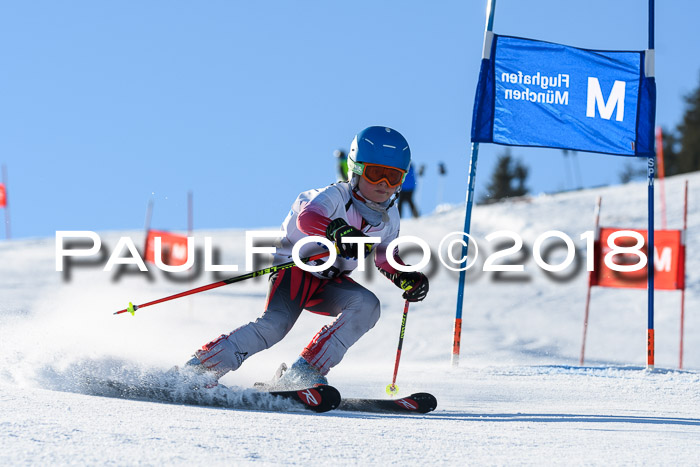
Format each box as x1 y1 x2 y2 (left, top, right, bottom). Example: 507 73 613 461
660 126 681 176
676 78 700 173
619 158 647 183
481 149 529 202
661 73 700 176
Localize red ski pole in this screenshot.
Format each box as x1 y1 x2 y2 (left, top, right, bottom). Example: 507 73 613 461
114 252 329 316
386 300 409 396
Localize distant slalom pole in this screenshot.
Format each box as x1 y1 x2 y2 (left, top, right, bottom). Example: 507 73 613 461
580 196 602 365
1 164 10 239
679 180 688 369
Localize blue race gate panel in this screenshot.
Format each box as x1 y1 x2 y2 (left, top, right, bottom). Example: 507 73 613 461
471 35 655 157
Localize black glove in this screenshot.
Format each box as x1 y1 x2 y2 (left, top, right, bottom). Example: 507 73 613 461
326 218 370 259
394 271 429 302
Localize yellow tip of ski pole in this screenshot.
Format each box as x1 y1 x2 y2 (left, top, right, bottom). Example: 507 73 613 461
386 383 399 396
127 302 137 316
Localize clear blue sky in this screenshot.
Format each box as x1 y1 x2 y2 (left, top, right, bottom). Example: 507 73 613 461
1 0 698 239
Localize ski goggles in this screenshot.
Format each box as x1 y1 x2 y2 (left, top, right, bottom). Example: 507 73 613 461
354 162 406 188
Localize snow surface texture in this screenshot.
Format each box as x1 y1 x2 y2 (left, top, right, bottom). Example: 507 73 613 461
1 174 699 465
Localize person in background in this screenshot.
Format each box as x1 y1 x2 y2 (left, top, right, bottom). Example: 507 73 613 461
334 149 348 182
398 163 419 218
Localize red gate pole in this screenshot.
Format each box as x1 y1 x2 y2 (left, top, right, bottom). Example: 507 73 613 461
580 196 602 365
679 180 688 369
2 165 10 239
187 191 193 237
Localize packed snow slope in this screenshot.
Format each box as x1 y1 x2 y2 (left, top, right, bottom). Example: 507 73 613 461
1 173 699 465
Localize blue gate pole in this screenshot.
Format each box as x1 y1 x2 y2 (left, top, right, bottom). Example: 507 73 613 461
452 142 479 366
646 0 656 370
451 0 496 367
647 156 655 369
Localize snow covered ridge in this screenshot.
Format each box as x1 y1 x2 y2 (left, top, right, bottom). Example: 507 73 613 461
1 173 699 464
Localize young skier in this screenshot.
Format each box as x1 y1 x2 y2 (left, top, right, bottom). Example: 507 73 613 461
186 126 429 389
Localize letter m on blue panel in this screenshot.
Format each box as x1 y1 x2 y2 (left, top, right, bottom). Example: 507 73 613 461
471 35 655 157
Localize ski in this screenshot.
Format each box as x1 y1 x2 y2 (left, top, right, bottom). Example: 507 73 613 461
254 364 437 414
268 384 341 413
81 375 340 413
338 392 437 414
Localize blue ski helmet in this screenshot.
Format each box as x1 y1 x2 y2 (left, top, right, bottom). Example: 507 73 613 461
347 127 411 186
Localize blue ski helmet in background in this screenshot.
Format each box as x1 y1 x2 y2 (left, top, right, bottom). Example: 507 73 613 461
347 127 411 186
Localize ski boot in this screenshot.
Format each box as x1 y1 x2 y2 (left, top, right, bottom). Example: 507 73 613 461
174 355 220 389
254 362 287 390
272 357 328 390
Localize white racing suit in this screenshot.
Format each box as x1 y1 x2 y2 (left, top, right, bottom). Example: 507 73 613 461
194 182 404 377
